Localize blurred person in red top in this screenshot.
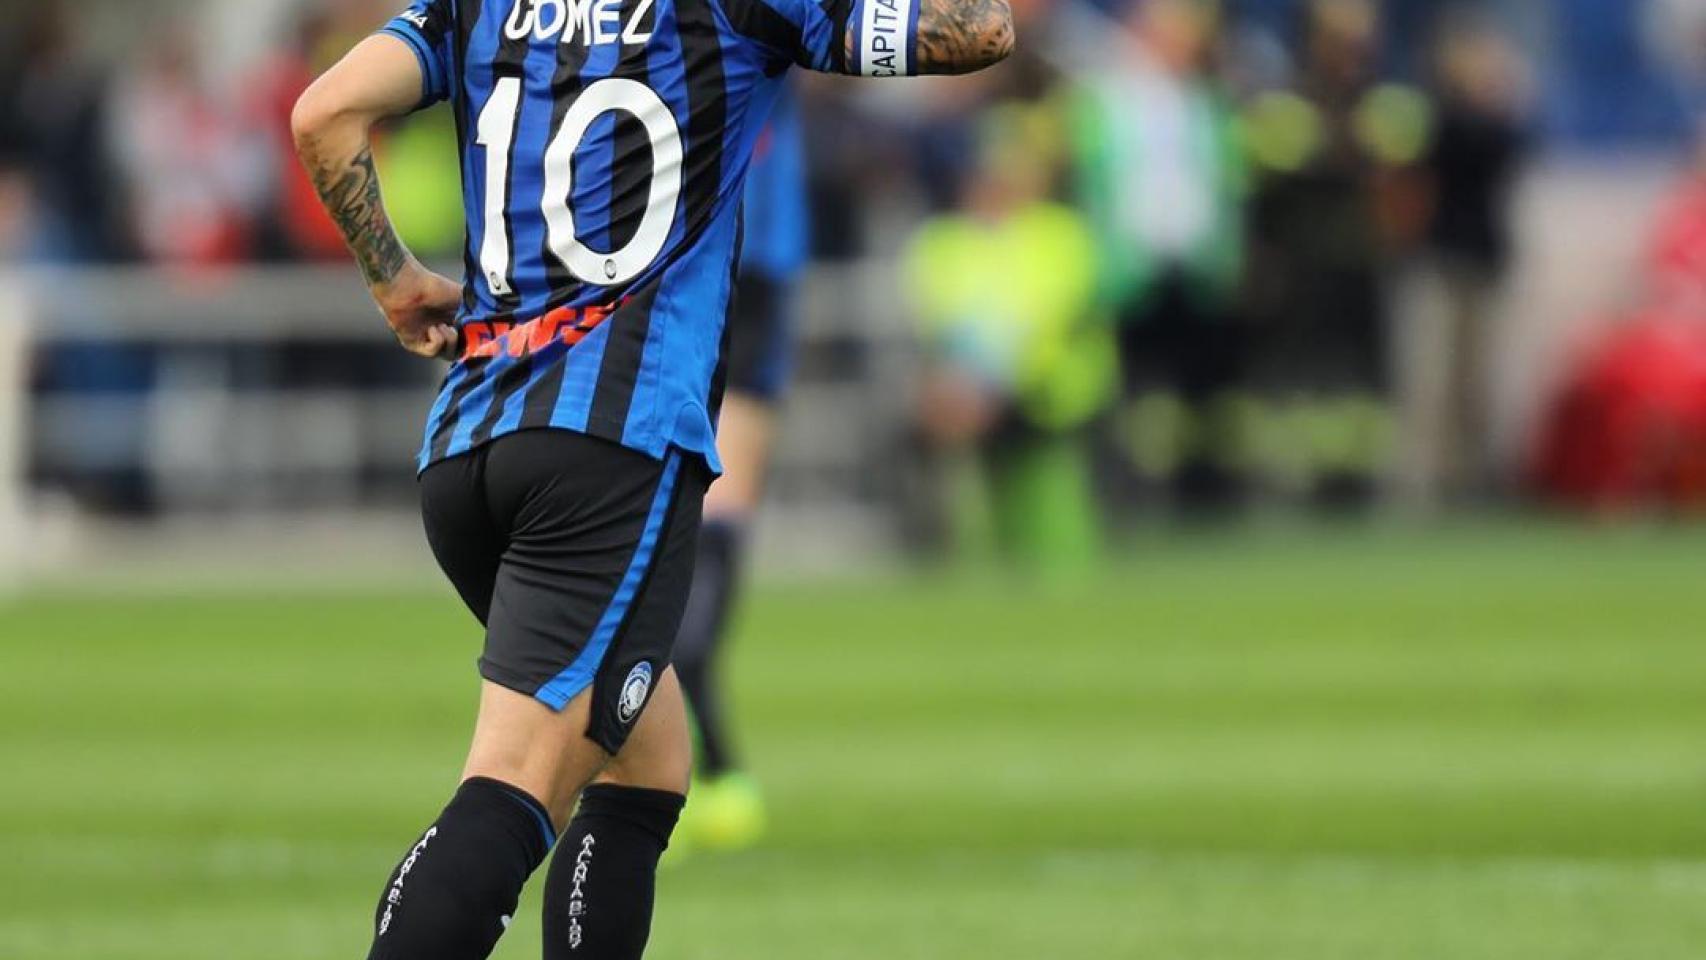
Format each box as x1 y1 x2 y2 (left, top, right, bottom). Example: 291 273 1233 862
108 22 261 266
1531 127 1706 510
245 4 349 261
1647 130 1706 309
245 0 464 263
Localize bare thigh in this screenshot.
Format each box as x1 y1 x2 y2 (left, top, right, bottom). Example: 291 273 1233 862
595 666 693 795
462 681 610 828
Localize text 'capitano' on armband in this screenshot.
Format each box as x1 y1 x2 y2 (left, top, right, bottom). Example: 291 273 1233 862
856 0 919 77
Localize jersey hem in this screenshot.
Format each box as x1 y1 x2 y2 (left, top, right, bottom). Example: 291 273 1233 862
415 424 724 479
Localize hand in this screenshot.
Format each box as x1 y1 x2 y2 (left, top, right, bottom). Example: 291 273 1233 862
372 261 463 360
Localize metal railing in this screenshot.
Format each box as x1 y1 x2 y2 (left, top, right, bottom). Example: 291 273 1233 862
1 261 918 576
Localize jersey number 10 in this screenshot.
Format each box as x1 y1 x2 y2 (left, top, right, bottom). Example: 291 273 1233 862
476 76 683 294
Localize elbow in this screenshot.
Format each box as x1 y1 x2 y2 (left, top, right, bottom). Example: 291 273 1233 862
290 80 356 157
289 87 331 156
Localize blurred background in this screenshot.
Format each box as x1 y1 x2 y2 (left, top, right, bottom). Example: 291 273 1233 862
3 1 1706 958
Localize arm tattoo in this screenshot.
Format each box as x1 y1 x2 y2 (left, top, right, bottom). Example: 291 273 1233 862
911 0 1014 74
306 146 409 287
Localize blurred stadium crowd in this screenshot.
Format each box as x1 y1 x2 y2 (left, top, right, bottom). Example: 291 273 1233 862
3 0 1706 567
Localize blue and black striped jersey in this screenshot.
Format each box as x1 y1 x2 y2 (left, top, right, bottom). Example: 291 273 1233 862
380 0 920 473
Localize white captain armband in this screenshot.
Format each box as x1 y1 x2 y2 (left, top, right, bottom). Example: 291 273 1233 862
851 0 921 77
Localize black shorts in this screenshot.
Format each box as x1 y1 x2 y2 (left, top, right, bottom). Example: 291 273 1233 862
724 270 795 402
419 429 708 754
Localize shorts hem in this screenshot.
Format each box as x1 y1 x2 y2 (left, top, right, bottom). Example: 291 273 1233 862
477 659 592 711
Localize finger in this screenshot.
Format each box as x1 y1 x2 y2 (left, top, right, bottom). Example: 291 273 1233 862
435 325 461 361
403 329 439 359
419 326 448 359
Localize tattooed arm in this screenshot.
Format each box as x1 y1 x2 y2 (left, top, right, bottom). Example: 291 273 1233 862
822 0 1012 78
291 36 460 360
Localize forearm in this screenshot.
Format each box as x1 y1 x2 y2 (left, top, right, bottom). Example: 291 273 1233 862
290 35 459 360
291 102 413 290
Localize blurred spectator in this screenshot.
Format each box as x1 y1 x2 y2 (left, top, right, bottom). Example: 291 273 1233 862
1530 307 1706 512
1241 0 1429 507
378 110 467 261
796 78 880 261
1400 14 1529 507
1531 130 1706 512
108 23 263 266
244 5 349 262
1646 129 1706 308
0 8 129 263
904 105 1117 570
1069 0 1248 513
240 2 462 263
906 0 1061 213
1 8 154 511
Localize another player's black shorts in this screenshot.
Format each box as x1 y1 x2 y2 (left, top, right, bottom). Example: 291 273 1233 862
724 270 795 402
419 430 708 754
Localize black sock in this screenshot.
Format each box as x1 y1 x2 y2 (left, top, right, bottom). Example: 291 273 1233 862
543 785 685 960
367 777 556 960
672 518 745 777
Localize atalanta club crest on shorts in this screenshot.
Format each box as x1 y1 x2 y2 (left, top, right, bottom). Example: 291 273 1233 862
618 662 654 725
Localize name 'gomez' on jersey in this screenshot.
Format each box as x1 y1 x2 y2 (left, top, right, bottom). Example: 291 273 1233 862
381 0 921 474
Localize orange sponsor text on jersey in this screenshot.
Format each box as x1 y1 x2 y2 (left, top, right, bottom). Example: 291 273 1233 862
459 301 622 361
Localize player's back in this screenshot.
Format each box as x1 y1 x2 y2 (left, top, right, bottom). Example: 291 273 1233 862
383 0 1010 474
412 0 794 311
385 0 851 473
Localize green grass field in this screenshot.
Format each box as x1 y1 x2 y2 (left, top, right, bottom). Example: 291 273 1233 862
4 523 1706 959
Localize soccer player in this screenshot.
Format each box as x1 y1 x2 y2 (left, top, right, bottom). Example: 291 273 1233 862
672 82 809 851
289 1 1012 958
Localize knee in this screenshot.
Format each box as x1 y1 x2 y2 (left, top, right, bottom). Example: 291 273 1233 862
590 667 694 795
596 743 693 797
596 727 693 797
464 751 589 827
462 683 613 825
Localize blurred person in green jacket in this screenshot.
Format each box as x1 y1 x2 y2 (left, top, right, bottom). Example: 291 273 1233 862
1070 0 1250 516
376 107 465 261
904 104 1117 572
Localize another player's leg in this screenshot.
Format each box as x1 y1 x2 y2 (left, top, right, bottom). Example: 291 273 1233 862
673 272 790 850
674 393 776 848
676 396 773 769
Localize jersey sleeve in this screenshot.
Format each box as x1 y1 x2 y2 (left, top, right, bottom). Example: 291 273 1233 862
727 0 922 77
377 1 456 108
